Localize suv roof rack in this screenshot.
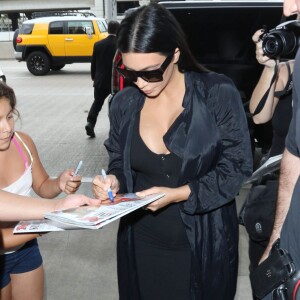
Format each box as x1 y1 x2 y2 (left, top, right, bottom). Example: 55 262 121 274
31 11 96 19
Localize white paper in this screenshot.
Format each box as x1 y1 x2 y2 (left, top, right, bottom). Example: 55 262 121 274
14 193 165 232
244 154 282 185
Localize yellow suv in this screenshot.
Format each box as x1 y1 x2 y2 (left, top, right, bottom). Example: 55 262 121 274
14 14 108 75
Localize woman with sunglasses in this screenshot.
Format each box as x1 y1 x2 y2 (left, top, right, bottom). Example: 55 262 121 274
93 3 252 300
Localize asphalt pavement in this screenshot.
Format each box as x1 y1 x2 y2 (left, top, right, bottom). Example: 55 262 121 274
1 60 252 300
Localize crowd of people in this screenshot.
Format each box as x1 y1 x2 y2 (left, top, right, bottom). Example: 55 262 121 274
1 0 300 299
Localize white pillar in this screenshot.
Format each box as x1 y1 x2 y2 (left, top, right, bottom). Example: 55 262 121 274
91 0 104 17
139 0 149 6
105 0 117 21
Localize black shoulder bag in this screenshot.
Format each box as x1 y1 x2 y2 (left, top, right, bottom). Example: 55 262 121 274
250 239 300 300
239 178 278 242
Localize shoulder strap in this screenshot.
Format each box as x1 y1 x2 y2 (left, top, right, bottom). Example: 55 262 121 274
14 132 33 166
249 63 279 117
274 61 293 98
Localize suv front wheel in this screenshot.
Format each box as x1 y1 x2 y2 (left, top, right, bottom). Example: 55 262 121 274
27 51 51 76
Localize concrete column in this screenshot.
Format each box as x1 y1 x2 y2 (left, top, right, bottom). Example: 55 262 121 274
91 0 104 17
139 0 149 6
105 0 117 21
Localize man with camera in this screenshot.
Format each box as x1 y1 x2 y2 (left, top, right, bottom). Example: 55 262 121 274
251 0 300 299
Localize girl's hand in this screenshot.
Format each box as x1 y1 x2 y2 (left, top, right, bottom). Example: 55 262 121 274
58 170 82 194
252 29 277 68
92 174 119 201
54 194 101 211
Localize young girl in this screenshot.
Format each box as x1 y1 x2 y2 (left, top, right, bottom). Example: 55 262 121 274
0 81 82 300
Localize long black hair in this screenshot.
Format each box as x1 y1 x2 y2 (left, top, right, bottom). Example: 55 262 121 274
117 3 207 73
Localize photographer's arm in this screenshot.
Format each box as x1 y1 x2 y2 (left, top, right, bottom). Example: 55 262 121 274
259 149 300 263
249 30 286 124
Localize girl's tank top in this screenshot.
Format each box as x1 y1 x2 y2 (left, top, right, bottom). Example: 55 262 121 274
1 132 33 255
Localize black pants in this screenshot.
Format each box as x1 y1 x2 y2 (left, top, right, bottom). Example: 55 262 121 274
87 87 110 126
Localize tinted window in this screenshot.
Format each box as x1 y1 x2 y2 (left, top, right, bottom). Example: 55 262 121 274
19 24 34 34
168 6 286 101
67 21 94 34
49 21 64 34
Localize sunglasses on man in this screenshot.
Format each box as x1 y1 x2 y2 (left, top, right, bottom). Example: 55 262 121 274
115 53 174 83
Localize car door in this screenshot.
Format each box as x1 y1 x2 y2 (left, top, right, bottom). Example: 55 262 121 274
64 20 96 58
48 21 66 56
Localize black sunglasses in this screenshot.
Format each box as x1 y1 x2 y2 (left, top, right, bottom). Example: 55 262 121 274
116 53 174 83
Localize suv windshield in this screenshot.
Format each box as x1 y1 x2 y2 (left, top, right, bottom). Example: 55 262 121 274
97 20 107 32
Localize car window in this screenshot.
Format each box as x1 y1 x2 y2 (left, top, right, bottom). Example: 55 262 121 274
49 21 64 34
19 24 34 34
67 21 94 34
97 20 107 33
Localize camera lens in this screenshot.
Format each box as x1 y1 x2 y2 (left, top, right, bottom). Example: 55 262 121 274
262 30 297 59
263 35 282 56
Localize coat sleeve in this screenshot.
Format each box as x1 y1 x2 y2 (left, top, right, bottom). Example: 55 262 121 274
181 80 253 214
104 92 128 193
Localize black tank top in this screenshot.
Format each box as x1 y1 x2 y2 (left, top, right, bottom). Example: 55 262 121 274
130 112 189 244
131 112 183 215
270 62 293 157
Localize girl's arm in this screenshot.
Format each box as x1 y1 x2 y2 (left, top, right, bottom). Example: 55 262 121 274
18 132 81 198
0 190 101 221
0 227 40 250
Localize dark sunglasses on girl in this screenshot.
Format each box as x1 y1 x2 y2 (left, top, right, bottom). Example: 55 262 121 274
115 53 174 83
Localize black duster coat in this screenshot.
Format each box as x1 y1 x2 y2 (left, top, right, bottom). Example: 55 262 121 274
105 71 253 300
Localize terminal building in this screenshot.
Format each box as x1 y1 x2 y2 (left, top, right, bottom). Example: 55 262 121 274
0 0 150 31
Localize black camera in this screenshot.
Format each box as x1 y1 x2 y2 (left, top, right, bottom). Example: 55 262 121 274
262 20 300 59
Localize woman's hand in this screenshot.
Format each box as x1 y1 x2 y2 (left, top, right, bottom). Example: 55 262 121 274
136 186 190 212
252 29 277 68
54 194 101 211
58 170 82 194
92 174 120 201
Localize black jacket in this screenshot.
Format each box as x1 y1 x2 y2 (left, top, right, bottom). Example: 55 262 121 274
91 35 117 89
105 71 253 300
